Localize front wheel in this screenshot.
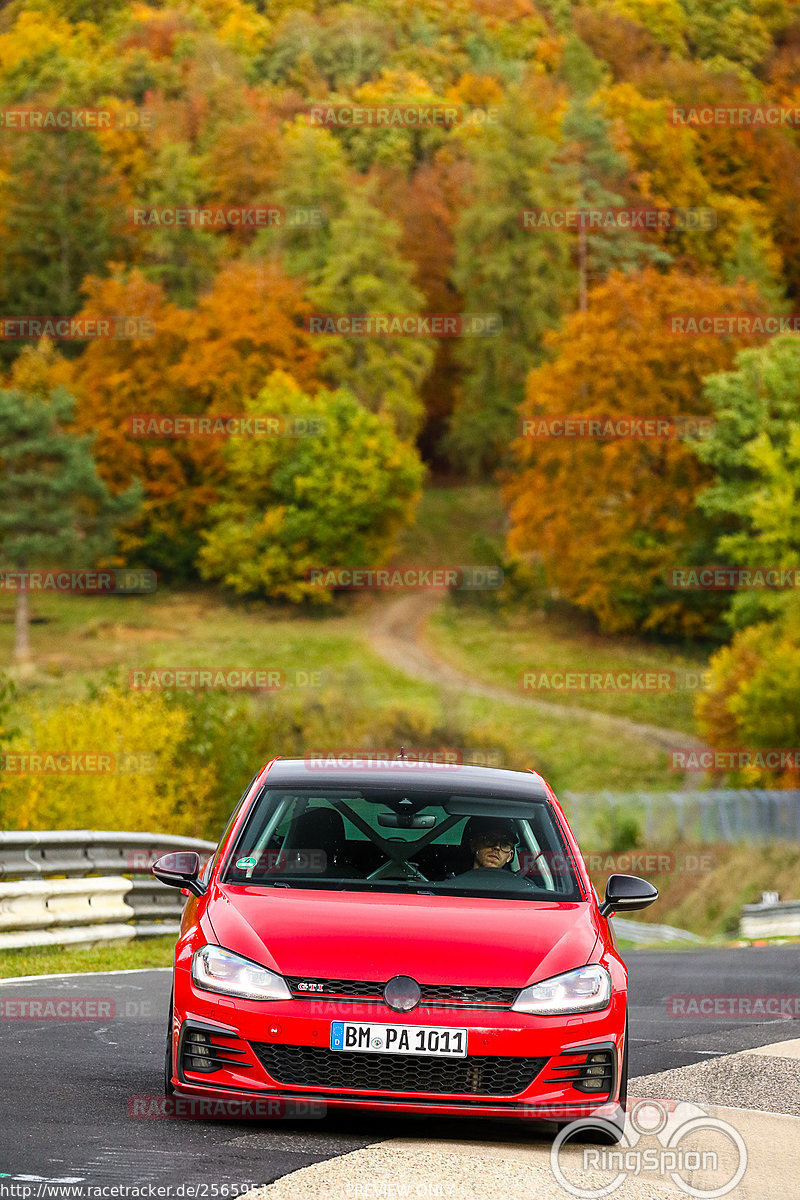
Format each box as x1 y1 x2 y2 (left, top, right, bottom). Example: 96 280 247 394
553 1018 629 1146
164 988 175 1096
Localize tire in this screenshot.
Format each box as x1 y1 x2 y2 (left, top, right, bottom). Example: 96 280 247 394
164 988 175 1096
554 1118 625 1146
553 1016 629 1146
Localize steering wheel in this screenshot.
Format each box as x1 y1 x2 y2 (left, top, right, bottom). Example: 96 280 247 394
448 867 538 890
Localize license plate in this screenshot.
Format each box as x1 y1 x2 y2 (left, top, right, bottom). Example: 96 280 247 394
330 1021 467 1057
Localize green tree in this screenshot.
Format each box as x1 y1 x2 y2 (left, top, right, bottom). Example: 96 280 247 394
132 141 222 306
306 187 436 439
696 334 800 628
0 130 125 365
198 371 425 602
249 121 351 289
445 85 575 475
696 599 800 788
0 381 141 666
555 96 671 311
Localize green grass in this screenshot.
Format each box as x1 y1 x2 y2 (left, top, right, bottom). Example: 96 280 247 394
0 484 711 802
427 602 710 734
621 842 800 938
2 586 680 793
0 934 177 979
394 484 507 565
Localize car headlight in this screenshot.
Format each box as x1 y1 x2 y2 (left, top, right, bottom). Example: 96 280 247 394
192 945 292 1001
511 965 611 1015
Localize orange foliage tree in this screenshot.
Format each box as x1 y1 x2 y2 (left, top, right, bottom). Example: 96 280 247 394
61 262 320 575
506 268 765 636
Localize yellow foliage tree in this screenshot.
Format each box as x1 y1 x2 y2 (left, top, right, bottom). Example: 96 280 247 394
1 688 217 837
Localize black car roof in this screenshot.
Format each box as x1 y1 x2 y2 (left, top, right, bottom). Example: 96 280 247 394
259 757 552 802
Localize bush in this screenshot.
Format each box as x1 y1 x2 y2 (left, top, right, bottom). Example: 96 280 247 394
197 371 425 603
0 685 218 837
696 599 800 786
595 807 643 853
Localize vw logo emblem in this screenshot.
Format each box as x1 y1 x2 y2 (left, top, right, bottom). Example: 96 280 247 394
384 975 421 1012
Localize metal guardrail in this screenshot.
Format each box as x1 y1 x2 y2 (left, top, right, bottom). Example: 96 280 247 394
0 830 215 950
739 899 800 939
612 917 703 947
561 789 800 844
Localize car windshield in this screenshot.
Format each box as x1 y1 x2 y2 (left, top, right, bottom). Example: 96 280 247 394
222 787 583 901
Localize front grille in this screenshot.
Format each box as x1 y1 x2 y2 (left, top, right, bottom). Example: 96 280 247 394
284 977 518 1009
252 1042 545 1097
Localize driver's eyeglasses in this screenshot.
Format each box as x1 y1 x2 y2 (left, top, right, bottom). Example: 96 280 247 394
476 838 514 852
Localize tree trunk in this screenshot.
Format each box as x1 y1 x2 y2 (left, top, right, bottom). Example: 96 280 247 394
13 582 31 666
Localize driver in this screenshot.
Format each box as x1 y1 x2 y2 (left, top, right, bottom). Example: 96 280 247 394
466 817 517 870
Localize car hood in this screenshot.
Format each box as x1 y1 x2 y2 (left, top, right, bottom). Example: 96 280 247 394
205 885 602 988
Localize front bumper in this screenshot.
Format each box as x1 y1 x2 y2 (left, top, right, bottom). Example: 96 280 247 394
171 968 626 1120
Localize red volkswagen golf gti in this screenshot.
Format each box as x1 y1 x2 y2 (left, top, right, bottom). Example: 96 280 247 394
154 758 657 1130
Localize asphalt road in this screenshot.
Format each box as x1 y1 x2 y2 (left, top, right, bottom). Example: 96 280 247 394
1 946 799 1193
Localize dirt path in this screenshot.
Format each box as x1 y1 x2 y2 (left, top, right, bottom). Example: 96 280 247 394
367 592 705 753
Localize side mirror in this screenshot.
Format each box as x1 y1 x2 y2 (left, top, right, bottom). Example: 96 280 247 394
599 873 658 917
153 851 206 898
